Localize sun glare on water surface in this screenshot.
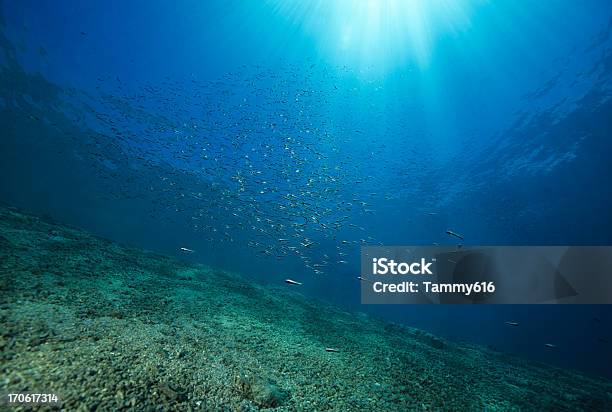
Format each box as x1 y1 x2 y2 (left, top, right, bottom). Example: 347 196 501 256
268 0 481 72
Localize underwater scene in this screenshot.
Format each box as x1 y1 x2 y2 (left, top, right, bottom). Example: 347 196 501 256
1 0 612 410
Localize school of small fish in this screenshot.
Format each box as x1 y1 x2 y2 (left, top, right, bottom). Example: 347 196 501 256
45 64 459 282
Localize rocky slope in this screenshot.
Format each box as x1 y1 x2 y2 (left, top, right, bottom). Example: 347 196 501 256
1 205 611 411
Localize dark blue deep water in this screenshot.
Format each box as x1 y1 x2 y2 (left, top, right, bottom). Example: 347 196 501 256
1 0 612 379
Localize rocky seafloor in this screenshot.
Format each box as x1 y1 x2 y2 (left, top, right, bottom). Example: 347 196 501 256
0 205 611 411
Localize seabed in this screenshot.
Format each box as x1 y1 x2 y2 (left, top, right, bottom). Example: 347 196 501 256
1 205 611 411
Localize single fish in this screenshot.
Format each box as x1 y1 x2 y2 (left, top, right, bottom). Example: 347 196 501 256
179 247 195 253
446 230 464 240
357 276 374 284
505 321 519 326
544 343 557 348
325 347 340 353
285 279 302 286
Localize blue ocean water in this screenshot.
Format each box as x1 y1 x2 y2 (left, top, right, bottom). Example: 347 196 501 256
1 0 611 379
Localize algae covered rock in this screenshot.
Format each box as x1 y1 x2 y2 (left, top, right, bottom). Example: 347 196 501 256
235 370 288 408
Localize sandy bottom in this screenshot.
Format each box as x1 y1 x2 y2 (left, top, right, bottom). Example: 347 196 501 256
1 206 611 411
